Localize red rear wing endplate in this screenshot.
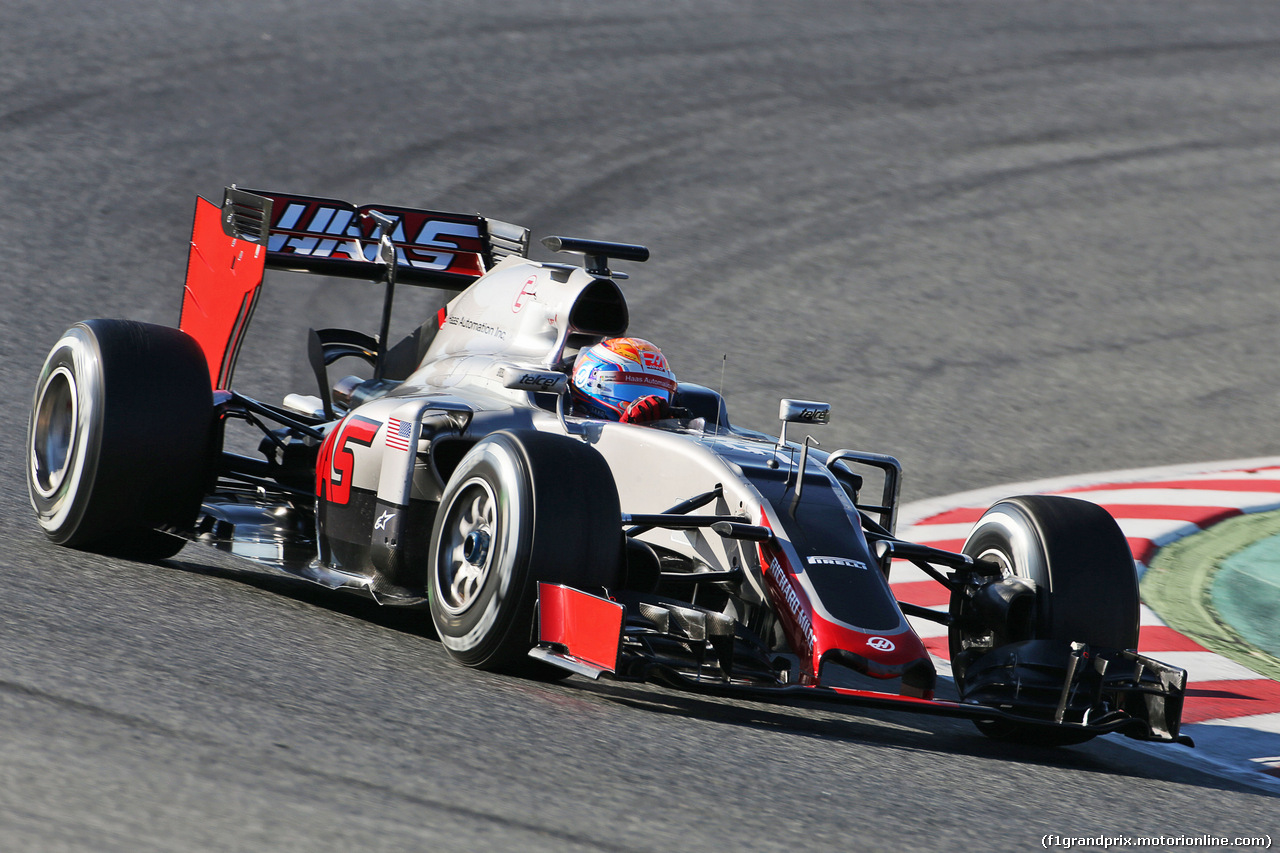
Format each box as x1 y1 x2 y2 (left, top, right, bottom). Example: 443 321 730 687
180 195 266 390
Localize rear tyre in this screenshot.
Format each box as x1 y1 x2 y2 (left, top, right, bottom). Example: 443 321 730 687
428 430 623 672
955 495 1139 745
27 320 214 560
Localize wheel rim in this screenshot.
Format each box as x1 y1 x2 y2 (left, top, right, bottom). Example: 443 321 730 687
955 511 1045 674
31 366 78 499
436 477 498 616
973 546 1013 578
954 546 1014 655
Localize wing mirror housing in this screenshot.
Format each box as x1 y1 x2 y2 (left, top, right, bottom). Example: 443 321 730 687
493 364 582 437
777 398 831 448
498 367 568 395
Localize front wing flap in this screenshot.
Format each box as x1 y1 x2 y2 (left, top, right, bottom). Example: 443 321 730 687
533 584 1192 745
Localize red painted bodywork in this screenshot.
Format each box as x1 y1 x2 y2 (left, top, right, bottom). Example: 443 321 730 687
179 196 266 390
538 583 625 672
758 526 933 694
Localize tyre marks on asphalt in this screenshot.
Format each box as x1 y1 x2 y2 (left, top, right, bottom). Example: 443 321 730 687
892 462 1280 780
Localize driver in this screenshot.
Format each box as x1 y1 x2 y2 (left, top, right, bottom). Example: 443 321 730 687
570 338 677 424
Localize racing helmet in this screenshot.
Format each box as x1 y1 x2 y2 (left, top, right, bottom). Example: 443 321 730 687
571 338 677 421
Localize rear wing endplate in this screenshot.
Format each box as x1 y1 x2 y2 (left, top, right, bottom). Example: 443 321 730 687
180 186 529 389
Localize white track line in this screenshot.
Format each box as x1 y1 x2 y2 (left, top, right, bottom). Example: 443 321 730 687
897 455 1280 528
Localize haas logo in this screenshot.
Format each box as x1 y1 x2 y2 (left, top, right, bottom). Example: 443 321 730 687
512 275 538 312
867 636 896 652
641 350 667 371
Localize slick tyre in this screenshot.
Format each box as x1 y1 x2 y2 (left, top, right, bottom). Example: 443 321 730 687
428 430 623 673
27 320 214 560
956 495 1139 745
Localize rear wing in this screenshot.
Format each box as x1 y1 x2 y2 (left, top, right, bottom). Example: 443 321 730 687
180 186 529 389
221 186 529 286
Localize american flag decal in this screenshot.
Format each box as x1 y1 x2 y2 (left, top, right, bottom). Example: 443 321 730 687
386 417 413 452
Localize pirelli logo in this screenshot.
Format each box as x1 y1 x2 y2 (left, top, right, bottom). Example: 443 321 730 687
808 555 870 571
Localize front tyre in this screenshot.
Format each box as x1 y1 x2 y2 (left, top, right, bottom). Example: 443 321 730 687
428 430 623 672
955 495 1139 745
27 320 213 560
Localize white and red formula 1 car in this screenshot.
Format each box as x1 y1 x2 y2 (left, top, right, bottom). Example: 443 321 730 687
28 186 1190 746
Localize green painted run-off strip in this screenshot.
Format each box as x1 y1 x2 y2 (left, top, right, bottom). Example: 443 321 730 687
1141 508 1280 684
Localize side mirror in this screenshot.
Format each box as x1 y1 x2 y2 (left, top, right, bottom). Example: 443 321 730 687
777 399 831 448
495 364 582 438
779 399 831 425
497 367 569 395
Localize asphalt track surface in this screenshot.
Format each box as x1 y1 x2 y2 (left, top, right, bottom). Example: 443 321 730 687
3 1 1280 850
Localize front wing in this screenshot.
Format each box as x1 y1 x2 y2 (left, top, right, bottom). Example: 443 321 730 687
532 584 1193 746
